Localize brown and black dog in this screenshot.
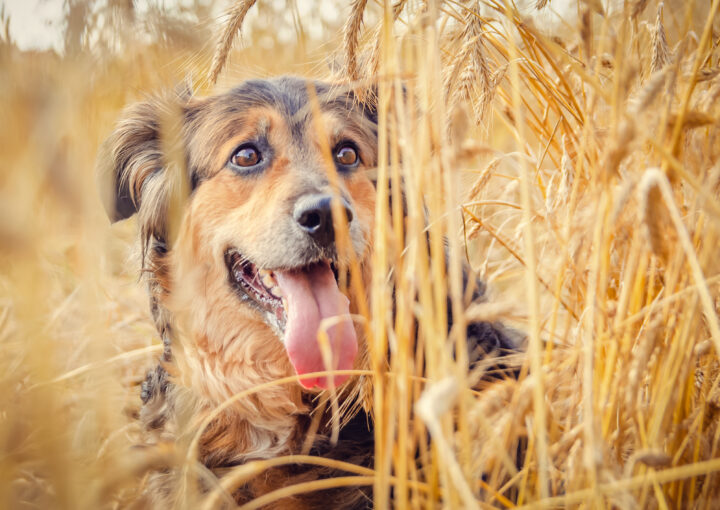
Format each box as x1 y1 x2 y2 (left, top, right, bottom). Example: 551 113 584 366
99 76 518 508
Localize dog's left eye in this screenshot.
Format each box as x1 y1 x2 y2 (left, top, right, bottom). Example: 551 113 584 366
334 144 359 167
231 145 261 167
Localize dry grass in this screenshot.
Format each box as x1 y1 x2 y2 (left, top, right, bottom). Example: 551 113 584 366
2 0 720 508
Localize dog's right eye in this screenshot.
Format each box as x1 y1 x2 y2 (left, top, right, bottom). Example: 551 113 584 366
230 145 261 167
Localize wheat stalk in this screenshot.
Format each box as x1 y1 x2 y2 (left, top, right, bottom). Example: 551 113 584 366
5 0 720 508
650 3 670 73
207 0 257 85
343 0 369 83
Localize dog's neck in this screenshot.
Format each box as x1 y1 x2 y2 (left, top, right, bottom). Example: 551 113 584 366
172 320 310 464
144 253 305 463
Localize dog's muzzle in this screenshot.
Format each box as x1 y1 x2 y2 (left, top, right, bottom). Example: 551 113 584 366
293 194 354 250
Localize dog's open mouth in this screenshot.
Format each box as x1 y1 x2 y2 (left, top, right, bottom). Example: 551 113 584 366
225 249 357 389
226 250 288 327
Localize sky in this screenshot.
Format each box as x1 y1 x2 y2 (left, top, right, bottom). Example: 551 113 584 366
2 0 596 53
1 0 337 52
4 0 66 51
2 0 234 51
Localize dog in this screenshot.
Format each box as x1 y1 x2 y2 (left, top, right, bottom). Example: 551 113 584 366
98 76 520 508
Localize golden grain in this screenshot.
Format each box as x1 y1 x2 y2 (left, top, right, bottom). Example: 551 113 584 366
207 0 258 85
651 3 671 73
3 0 720 507
639 168 675 261
344 0 369 83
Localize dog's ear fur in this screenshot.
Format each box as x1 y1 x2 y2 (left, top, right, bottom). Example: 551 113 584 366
97 84 195 225
97 99 164 223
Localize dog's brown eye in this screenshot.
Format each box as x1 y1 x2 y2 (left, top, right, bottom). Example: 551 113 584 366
335 145 358 167
231 146 260 167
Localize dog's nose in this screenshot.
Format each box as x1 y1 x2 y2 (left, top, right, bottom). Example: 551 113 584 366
294 194 354 249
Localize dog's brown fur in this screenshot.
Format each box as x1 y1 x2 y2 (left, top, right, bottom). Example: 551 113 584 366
100 77 382 507
100 76 519 508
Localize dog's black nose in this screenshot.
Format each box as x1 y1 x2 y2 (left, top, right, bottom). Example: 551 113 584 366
294 194 353 249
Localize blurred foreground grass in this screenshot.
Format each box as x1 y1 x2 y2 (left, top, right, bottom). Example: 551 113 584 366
1 0 720 508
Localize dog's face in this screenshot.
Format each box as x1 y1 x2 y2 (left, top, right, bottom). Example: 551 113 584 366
100 77 377 393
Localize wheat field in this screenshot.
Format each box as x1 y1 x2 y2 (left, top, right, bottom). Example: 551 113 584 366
1 0 720 508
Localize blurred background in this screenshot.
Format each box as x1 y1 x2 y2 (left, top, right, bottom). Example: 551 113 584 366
0 1 354 507
1 0 720 508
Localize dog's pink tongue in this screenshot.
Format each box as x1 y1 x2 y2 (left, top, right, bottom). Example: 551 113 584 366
274 263 357 389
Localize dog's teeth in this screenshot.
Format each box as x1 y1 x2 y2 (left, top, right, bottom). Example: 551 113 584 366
260 271 277 289
233 269 243 282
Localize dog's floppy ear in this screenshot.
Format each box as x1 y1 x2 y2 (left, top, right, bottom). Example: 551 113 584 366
97 99 164 222
97 84 194 223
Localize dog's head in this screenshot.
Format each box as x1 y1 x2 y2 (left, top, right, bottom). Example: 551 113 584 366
99 77 377 393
